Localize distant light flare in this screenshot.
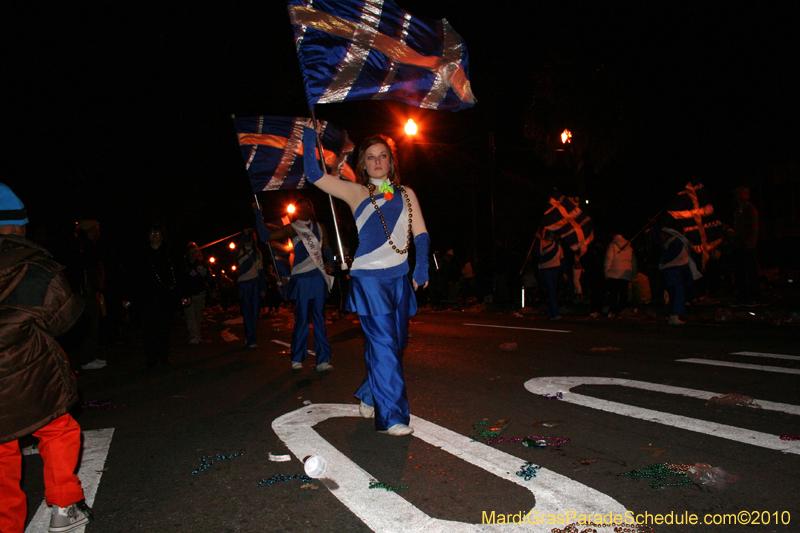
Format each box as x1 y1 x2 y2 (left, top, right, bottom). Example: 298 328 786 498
561 129 572 144
287 204 296 214
405 119 418 136
229 242 236 250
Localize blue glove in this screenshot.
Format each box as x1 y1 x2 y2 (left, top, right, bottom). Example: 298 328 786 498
323 248 335 265
303 127 324 183
413 233 430 287
253 207 271 242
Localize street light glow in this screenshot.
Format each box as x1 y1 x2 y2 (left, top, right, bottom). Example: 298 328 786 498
209 257 216 263
561 129 572 144
405 119 418 136
229 242 236 250
287 203 296 214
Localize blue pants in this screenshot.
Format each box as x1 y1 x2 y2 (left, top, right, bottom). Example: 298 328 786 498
663 265 692 316
238 278 261 346
291 296 331 364
355 283 411 431
540 267 561 319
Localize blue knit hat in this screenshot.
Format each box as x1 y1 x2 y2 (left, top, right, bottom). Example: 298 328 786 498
0 183 29 225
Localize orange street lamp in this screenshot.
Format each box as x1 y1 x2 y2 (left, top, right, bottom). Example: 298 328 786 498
231 265 237 271
561 129 572 144
405 119 418 136
287 203 296 214
229 242 236 250
208 257 216 263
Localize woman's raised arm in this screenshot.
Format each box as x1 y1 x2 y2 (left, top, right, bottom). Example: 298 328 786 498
303 126 363 209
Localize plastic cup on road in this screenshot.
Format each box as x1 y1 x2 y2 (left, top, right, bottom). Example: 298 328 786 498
304 455 327 477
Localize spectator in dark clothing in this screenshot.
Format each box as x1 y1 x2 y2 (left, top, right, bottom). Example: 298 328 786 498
75 220 107 370
583 239 607 319
184 242 214 344
124 224 188 368
731 186 759 304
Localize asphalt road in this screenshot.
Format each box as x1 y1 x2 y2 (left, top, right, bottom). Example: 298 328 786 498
21 303 800 533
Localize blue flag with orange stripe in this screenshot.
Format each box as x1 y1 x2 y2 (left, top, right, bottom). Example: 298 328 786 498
234 116 356 192
288 0 477 111
666 182 723 268
541 192 594 256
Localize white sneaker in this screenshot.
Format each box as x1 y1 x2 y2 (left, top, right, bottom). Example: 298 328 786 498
49 500 92 532
359 401 374 418
292 361 302 370
80 359 106 370
316 362 333 372
378 424 414 436
669 315 685 325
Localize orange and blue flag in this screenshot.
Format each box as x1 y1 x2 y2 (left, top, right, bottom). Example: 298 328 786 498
288 0 477 111
666 182 723 267
542 192 594 256
234 116 355 192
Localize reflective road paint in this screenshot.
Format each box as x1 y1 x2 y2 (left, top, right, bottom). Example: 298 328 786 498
731 351 800 361
273 404 627 532
676 358 800 375
26 428 114 533
524 377 800 455
462 323 571 334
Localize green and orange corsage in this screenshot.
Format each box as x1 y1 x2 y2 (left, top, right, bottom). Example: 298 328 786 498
378 179 394 201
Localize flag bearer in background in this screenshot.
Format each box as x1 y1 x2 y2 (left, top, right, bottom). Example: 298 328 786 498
300 123 430 437
235 228 265 349
536 229 565 321
0 183 93 533
254 198 334 371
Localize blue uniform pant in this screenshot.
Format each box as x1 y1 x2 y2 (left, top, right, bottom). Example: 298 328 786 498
238 278 261 346
663 265 692 316
540 267 561 319
355 286 411 431
291 296 331 364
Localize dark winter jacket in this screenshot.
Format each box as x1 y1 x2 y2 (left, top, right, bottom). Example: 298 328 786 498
0 234 84 443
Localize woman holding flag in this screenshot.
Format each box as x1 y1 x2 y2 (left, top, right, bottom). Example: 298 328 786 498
255 198 334 371
302 123 430 437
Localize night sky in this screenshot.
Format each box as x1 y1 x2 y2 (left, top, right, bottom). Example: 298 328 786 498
6 1 799 264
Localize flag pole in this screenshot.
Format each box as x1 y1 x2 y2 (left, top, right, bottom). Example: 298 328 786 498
310 109 349 270
252 193 285 287
519 233 538 276
622 209 665 251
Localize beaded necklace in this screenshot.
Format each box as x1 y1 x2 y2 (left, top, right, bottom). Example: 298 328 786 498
367 182 413 255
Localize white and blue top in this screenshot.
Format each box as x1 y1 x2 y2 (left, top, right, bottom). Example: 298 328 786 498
350 182 411 280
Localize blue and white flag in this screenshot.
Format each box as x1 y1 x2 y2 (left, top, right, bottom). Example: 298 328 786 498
541 192 594 256
234 116 355 192
287 0 477 111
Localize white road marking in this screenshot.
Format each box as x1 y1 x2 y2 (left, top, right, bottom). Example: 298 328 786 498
676 358 800 375
273 404 628 532
462 323 571 334
26 428 114 533
731 351 800 361
270 339 315 355
524 377 800 455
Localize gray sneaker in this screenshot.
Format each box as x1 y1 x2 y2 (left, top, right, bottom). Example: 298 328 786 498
315 362 333 372
80 359 106 370
49 500 92 532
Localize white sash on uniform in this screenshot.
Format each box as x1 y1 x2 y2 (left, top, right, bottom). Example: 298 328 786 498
291 221 334 291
